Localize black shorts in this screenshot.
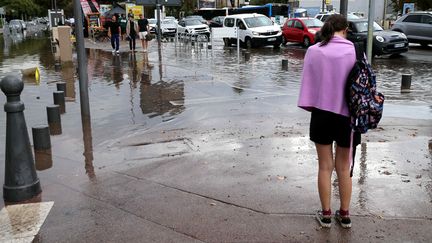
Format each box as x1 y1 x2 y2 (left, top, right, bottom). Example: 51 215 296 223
310 109 360 148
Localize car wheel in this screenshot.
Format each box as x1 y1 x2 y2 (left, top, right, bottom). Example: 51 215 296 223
282 36 287 45
273 43 281 49
223 38 230 47
303 37 311 48
246 38 253 49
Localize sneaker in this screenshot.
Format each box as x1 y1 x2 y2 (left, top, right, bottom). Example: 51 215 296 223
111 49 115 53
316 210 331 228
116 50 120 54
335 210 352 228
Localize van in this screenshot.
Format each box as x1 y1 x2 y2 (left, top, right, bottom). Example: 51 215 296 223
222 13 282 48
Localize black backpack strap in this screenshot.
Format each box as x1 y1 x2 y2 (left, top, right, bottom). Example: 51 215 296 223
353 42 365 61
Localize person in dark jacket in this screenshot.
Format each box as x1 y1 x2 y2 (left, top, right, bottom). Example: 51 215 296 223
107 15 121 53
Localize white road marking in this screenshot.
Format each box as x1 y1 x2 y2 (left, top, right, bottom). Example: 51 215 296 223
0 201 54 242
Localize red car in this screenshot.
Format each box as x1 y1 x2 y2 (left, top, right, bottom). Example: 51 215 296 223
281 17 324 47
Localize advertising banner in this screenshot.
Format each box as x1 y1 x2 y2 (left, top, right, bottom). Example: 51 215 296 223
126 4 144 19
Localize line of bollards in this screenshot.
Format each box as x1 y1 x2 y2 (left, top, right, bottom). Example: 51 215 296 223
1 74 69 203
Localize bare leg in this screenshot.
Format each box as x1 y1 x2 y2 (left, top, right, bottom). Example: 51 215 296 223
144 40 148 51
335 145 352 211
315 143 334 211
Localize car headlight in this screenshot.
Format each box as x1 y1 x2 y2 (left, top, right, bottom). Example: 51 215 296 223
309 29 317 34
252 31 260 36
376 35 384 42
399 32 407 39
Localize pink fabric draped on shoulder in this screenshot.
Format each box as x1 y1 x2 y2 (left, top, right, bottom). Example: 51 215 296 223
297 36 356 117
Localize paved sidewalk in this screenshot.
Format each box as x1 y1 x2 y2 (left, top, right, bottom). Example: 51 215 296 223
0 38 431 242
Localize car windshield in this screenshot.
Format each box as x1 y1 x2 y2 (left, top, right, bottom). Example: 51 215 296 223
148 19 157 24
185 19 203 26
244 16 273 28
354 21 383 32
302 18 323 28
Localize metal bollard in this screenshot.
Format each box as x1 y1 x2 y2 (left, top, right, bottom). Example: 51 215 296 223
401 74 411 93
244 52 251 61
282 59 289 70
47 105 62 135
32 125 52 171
54 61 61 71
53 91 65 113
56 82 66 93
1 75 42 202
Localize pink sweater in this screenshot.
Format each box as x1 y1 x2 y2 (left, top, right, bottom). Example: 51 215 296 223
298 36 356 117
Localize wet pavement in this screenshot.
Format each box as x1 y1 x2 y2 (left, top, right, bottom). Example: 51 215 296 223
0 31 431 242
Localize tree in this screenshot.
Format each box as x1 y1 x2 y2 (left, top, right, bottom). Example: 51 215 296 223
390 0 432 13
0 0 40 19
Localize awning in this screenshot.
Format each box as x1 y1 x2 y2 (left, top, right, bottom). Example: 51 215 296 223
81 0 100 15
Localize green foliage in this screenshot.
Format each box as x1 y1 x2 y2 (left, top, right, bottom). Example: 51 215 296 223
390 0 432 13
0 0 41 18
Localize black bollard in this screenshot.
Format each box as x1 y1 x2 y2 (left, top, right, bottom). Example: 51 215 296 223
401 74 411 93
244 52 251 61
282 59 289 70
208 44 212 50
56 82 66 93
32 125 53 171
46 105 62 135
1 75 42 202
53 91 65 114
54 61 61 72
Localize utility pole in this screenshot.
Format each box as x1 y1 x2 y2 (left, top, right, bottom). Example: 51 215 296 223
340 0 348 16
367 0 374 63
72 0 92 120
322 0 325 13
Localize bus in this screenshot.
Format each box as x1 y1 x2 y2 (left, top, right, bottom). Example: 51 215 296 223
194 3 292 20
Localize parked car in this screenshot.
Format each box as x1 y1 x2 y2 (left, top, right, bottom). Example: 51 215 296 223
315 12 360 22
19 20 27 30
148 18 157 34
177 18 210 38
391 11 432 47
209 16 225 28
281 17 323 47
9 19 24 33
184 15 207 24
160 19 177 37
347 19 408 56
222 13 282 48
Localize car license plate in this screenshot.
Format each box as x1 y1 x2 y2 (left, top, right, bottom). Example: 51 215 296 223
267 38 276 41
394 43 405 48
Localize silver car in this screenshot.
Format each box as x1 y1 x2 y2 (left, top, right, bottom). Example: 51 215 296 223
391 11 432 47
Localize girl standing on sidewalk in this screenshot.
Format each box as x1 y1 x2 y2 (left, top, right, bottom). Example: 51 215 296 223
298 14 360 229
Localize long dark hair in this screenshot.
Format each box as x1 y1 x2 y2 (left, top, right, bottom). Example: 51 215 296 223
319 14 348 46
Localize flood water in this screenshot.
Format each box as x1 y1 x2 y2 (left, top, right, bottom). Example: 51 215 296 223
0 29 431 228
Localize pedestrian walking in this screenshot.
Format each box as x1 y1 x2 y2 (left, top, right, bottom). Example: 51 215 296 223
297 14 361 229
138 14 149 52
107 15 121 54
126 15 139 52
119 14 127 40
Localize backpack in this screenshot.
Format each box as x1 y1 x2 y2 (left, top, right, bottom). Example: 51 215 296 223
346 43 384 134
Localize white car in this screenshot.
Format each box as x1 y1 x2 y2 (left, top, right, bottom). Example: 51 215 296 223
177 19 210 37
148 18 157 34
222 14 282 48
161 19 177 37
